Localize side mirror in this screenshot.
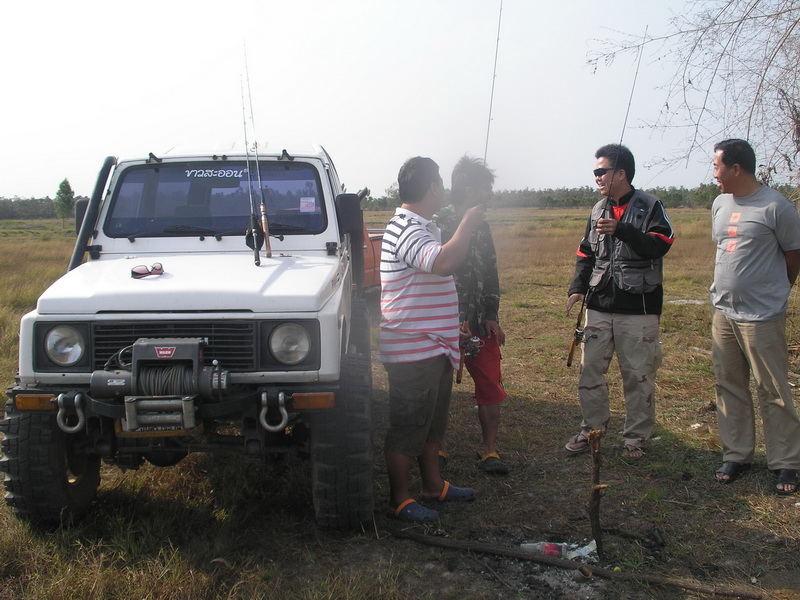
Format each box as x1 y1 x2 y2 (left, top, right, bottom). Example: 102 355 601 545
335 193 364 237
74 198 89 236
335 193 365 287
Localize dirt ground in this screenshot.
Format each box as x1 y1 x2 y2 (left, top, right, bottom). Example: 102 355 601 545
351 289 800 600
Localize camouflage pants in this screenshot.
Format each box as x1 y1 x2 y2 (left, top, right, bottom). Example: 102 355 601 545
578 310 662 447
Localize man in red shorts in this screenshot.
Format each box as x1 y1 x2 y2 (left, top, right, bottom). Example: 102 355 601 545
435 155 509 474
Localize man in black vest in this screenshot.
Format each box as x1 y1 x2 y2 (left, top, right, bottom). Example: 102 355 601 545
564 144 675 459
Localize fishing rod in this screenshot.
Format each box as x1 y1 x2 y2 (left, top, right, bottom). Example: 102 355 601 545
567 26 648 367
244 44 272 258
241 76 263 266
483 0 503 163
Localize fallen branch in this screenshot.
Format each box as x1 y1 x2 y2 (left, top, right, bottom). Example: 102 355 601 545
393 530 763 599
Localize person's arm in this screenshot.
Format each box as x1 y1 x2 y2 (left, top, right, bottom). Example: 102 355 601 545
567 217 594 301
785 248 800 286
481 226 501 322
431 205 485 276
480 228 505 343
566 293 584 315
612 201 675 258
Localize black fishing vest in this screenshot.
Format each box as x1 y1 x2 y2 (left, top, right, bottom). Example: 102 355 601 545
587 190 663 295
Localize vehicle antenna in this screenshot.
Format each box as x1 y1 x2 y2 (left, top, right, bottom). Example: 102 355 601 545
244 43 272 258
241 76 262 266
567 26 648 367
483 0 502 163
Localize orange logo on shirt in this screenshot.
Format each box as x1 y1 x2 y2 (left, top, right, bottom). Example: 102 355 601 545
730 212 741 223
725 240 737 253
728 225 737 237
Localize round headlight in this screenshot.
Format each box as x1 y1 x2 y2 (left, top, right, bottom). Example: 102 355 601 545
44 325 86 367
269 323 311 365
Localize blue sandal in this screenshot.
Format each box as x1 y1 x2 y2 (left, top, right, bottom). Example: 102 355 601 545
432 480 476 502
392 499 439 522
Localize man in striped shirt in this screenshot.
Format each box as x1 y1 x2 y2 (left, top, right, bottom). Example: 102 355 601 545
381 156 486 522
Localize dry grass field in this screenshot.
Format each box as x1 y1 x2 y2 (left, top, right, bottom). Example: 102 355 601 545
1 210 799 599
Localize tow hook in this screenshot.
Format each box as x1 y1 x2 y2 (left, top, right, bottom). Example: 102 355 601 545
260 391 289 432
56 392 86 434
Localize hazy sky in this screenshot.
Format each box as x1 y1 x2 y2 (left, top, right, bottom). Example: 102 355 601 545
0 0 717 200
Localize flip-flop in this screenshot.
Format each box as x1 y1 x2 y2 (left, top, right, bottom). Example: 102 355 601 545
565 433 590 454
392 499 439 522
715 461 751 484
775 469 799 495
481 452 510 474
622 444 646 459
428 480 475 502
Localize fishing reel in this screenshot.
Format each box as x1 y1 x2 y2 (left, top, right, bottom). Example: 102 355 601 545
461 334 483 358
572 326 597 345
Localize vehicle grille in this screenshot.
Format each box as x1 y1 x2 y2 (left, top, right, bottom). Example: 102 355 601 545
93 321 257 370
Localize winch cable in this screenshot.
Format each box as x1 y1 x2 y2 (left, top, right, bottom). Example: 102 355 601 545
138 365 194 396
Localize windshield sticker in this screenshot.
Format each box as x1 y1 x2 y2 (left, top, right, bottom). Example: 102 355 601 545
184 169 245 178
300 197 316 213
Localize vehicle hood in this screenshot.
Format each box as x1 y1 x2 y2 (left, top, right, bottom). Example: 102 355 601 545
36 254 345 315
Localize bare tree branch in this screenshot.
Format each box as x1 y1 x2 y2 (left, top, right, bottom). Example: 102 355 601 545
589 0 800 184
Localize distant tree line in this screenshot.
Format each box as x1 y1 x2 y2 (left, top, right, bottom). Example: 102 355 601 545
0 179 84 221
362 181 798 211
0 197 58 219
0 196 88 220
3 181 797 219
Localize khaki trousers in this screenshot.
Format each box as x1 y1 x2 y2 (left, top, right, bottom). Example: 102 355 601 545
578 310 662 447
712 309 800 470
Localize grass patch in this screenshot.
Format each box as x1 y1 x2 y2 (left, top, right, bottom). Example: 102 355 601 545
1 210 799 599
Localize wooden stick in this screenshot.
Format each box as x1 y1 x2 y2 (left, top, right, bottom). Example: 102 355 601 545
587 429 605 560
393 530 763 599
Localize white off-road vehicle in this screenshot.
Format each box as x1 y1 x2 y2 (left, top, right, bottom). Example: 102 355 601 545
0 144 373 528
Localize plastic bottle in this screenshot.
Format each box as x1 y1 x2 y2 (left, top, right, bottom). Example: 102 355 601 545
519 542 568 557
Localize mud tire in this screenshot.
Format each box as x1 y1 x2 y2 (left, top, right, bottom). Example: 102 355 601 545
349 294 371 357
310 352 373 529
0 401 100 525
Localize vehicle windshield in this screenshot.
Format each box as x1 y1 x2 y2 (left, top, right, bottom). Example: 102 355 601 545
104 160 326 238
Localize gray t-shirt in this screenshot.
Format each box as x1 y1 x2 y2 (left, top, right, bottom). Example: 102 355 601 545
710 185 800 322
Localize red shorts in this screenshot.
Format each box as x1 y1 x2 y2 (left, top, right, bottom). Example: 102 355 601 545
462 331 507 406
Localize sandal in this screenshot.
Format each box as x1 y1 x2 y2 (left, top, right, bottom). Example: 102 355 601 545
715 461 751 485
775 469 799 495
438 450 448 470
481 452 510 475
422 480 476 502
622 444 646 459
565 433 590 453
392 499 439 522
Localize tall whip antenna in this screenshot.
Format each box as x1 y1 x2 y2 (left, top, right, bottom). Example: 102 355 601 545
483 0 503 163
566 26 648 367
617 25 647 149
244 43 272 258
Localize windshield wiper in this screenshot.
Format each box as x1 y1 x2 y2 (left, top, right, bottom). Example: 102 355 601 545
162 225 217 235
268 222 305 232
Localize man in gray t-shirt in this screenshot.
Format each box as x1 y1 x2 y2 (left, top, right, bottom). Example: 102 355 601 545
710 138 800 495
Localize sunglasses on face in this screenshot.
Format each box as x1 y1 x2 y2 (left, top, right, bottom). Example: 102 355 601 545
593 167 616 178
131 262 164 279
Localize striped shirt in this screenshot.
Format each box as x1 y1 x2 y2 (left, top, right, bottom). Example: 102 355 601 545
379 207 460 367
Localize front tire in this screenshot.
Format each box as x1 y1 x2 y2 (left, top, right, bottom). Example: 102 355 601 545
0 400 101 525
310 352 373 529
